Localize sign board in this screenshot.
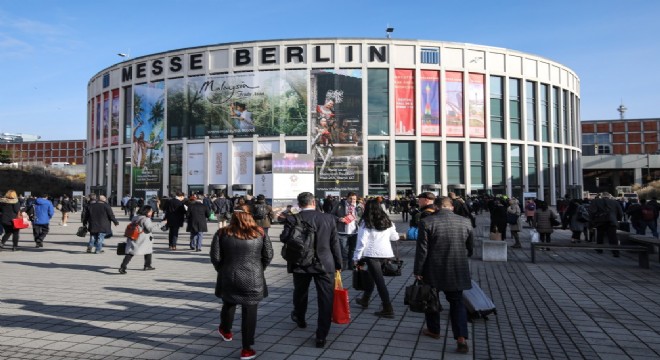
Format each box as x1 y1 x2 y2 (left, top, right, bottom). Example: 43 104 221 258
523 192 537 199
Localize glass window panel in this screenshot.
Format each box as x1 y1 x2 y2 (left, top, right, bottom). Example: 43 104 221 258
470 143 485 189
526 81 536 141
509 78 521 140
446 142 464 184
368 140 390 187
511 144 522 186
285 140 307 154
490 76 504 139
169 144 183 194
421 142 440 185
553 87 560 143
123 86 132 144
541 84 549 142
528 145 537 187
491 144 505 186
368 69 389 136
395 141 415 185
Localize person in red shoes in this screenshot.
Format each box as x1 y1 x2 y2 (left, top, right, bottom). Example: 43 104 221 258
210 204 273 360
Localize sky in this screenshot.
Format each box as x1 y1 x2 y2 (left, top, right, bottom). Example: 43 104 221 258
0 0 658 140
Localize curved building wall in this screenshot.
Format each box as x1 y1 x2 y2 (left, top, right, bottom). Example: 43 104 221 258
87 38 581 205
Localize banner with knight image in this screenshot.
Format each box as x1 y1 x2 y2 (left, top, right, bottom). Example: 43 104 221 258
421 70 440 136
445 71 464 137
311 69 363 198
166 70 307 139
132 82 165 196
468 73 485 138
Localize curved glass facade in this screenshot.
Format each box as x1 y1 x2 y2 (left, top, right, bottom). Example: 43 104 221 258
87 39 581 205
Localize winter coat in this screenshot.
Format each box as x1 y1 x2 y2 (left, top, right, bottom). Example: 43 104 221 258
210 230 273 305
0 197 21 226
32 198 55 225
534 208 556 234
60 198 73 213
82 201 119 234
490 202 508 231
569 204 589 232
125 215 157 255
507 204 522 232
353 223 398 261
164 197 186 228
252 201 275 228
330 200 363 234
186 201 210 233
414 209 473 292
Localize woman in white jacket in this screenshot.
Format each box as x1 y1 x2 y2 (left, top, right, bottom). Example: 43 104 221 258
353 199 399 318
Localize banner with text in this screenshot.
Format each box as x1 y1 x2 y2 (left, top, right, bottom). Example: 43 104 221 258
420 70 440 136
469 73 485 138
445 71 464 137
187 143 205 185
102 92 110 147
395 69 415 135
209 142 229 185
232 141 253 185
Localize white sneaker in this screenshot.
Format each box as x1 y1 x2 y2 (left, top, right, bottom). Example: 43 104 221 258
62 224 68 227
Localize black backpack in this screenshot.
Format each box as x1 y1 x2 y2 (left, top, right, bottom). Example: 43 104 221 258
281 214 318 267
253 204 268 220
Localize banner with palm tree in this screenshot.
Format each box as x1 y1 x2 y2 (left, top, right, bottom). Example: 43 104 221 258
132 82 165 196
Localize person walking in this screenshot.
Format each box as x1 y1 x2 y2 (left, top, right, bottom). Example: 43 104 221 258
119 205 157 274
213 193 232 228
187 194 210 252
59 195 73 226
353 199 399 318
147 195 160 218
414 196 473 353
330 192 362 270
490 197 508 239
82 194 119 254
31 193 55 248
0 190 25 251
163 191 186 250
210 204 273 360
507 198 522 248
280 192 342 348
251 194 275 236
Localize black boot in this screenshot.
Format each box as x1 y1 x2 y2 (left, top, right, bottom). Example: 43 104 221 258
374 303 394 318
355 295 369 308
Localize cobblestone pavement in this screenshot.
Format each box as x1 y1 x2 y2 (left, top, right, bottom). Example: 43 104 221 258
1 209 660 359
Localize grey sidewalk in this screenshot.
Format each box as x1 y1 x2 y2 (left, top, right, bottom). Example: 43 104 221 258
1 209 660 360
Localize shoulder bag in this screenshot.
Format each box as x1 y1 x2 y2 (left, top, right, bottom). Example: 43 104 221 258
404 279 441 313
382 240 403 276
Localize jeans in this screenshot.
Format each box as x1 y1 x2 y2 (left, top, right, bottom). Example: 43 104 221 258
221 302 258 349
361 258 391 305
190 232 204 250
425 290 468 340
88 232 107 252
338 233 357 268
32 224 50 244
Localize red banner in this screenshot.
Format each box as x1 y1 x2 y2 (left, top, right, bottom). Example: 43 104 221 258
445 71 463 137
469 73 485 138
395 69 415 135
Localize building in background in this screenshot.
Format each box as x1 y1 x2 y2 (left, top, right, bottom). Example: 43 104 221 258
87 38 582 205
582 118 660 193
0 140 86 167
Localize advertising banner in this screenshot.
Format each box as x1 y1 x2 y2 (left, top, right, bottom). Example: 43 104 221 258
102 92 109 147
90 99 95 149
232 141 253 185
445 71 464 137
209 142 228 185
132 82 165 196
166 70 307 139
254 173 273 199
95 95 101 148
395 69 415 135
469 73 485 138
311 69 363 198
187 143 205 185
111 89 120 145
257 141 280 155
272 153 315 199
420 70 440 136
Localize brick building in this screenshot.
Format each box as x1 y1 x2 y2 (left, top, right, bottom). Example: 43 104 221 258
0 140 86 166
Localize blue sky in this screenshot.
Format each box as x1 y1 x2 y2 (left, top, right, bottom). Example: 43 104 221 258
0 0 658 140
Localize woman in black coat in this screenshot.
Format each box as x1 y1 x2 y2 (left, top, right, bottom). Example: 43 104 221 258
186 195 210 251
0 189 24 251
489 197 508 239
210 204 273 360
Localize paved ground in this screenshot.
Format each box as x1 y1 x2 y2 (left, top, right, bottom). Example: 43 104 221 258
1 208 660 360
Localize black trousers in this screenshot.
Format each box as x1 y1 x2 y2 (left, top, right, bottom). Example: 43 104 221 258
1 224 19 246
596 224 619 255
33 224 50 243
220 302 258 348
292 272 334 340
168 226 180 247
120 254 152 269
361 257 391 305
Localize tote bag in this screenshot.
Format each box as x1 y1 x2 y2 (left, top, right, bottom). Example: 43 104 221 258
331 271 350 324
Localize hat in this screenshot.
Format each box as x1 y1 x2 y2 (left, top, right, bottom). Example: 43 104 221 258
257 194 265 200
417 192 436 200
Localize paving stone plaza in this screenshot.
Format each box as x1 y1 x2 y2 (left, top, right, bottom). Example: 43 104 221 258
1 209 660 360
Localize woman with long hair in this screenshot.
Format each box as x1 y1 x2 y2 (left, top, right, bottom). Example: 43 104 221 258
353 199 399 318
119 205 157 274
210 204 273 360
1 190 25 251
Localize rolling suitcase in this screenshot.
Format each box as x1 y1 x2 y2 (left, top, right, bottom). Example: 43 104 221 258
462 280 496 320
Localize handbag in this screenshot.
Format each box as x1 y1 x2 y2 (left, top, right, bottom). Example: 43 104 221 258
208 212 217 221
352 268 373 291
404 279 442 313
76 226 88 237
160 223 169 232
550 213 560 227
506 212 519 225
530 229 540 243
382 241 403 276
116 242 127 255
331 271 350 324
12 215 29 230
406 226 418 240
489 229 502 241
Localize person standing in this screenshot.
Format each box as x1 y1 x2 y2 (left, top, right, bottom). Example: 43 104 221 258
119 205 157 274
210 204 273 360
414 197 473 353
353 199 399 317
82 194 119 254
507 198 522 248
589 192 624 257
164 191 186 250
525 199 537 228
187 194 210 252
0 190 25 251
280 192 342 348
534 201 558 250
60 195 73 226
410 192 437 229
490 197 508 239
251 194 275 236
31 193 55 248
330 192 362 269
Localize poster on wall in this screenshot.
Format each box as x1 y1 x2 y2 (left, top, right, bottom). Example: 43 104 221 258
166 70 307 139
232 142 253 185
445 71 464 137
395 69 415 135
469 73 485 138
132 82 165 196
102 92 110 147
209 142 228 185
187 143 205 185
421 70 440 136
311 69 363 198
272 153 315 199
95 95 101 148
111 89 120 145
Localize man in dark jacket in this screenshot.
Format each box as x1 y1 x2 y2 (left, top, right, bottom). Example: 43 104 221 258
164 191 187 250
31 193 55 248
329 192 363 269
280 192 342 349
213 193 232 228
82 194 119 254
414 197 473 353
410 192 437 228
187 194 210 252
252 194 275 236
589 192 624 257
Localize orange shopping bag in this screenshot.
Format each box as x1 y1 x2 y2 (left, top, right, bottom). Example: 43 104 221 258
331 270 350 324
